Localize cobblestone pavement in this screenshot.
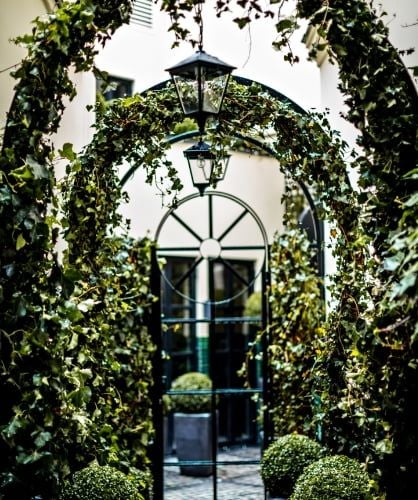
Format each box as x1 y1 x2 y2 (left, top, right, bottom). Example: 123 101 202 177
164 446 265 499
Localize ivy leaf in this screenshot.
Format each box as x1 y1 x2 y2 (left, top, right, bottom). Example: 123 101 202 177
402 168 418 179
376 438 393 454
391 273 417 298
63 300 84 322
68 332 79 350
69 386 92 405
404 192 418 207
275 19 295 32
10 164 33 181
26 156 49 179
34 431 52 448
78 298 97 312
234 16 251 29
59 142 76 161
4 264 15 278
4 417 23 438
16 233 27 250
383 253 404 271
0 186 12 203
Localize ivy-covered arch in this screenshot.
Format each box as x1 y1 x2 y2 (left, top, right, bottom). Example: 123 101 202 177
73 77 354 235
121 76 327 269
142 123 326 270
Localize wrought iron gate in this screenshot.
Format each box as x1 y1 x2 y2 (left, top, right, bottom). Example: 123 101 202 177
150 192 271 499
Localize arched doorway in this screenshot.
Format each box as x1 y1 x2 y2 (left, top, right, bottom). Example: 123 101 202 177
151 191 269 498
118 77 326 499
146 191 322 498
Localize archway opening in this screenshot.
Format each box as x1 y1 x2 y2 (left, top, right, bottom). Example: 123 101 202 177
112 77 331 499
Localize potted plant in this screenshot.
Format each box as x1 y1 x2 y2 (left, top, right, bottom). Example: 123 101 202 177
170 371 214 476
59 465 145 500
290 455 372 499
260 434 326 499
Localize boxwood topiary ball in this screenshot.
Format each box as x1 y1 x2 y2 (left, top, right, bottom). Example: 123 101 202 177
60 465 144 500
260 434 326 498
170 371 212 413
290 455 371 500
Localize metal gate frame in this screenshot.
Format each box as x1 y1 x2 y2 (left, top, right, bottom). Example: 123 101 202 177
149 192 272 499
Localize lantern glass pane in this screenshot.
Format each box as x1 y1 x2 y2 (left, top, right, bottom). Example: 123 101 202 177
173 75 199 115
202 73 229 114
212 156 229 181
189 155 213 186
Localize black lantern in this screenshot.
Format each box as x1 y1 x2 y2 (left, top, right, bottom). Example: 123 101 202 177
167 50 235 134
183 141 230 196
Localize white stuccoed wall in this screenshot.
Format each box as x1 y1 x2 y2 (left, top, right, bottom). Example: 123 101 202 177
0 0 51 131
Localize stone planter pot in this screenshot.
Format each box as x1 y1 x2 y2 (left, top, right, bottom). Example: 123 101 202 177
174 412 213 476
164 416 172 456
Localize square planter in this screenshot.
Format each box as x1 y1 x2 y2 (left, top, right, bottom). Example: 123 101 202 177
174 412 214 476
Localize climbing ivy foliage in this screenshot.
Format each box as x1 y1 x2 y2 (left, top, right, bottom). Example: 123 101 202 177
268 220 324 437
0 0 134 349
0 0 417 498
161 0 418 496
296 3 418 497
63 92 184 263
0 1 157 498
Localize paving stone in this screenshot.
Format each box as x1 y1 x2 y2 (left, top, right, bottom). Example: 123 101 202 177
164 446 265 499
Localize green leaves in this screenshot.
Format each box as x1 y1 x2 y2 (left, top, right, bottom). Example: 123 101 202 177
16 234 27 250
34 431 53 449
383 253 404 272
0 0 145 497
1 0 416 497
59 143 77 161
266 191 324 437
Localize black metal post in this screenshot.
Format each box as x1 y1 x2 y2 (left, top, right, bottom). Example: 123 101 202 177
150 246 164 500
262 248 272 447
208 261 218 499
208 194 214 239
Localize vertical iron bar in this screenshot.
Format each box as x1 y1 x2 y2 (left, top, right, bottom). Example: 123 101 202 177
318 219 326 300
209 193 214 239
208 261 218 499
150 246 164 500
262 249 271 500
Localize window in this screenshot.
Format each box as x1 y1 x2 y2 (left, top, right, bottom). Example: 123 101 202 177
97 76 133 101
161 258 197 383
130 0 153 28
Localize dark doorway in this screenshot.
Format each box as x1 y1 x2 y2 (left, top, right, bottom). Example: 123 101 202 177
152 192 269 499
162 257 197 383
210 259 258 445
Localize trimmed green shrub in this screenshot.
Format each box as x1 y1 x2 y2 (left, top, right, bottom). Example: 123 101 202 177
260 434 326 497
170 372 212 413
244 291 262 317
290 455 372 500
127 468 153 500
60 465 144 500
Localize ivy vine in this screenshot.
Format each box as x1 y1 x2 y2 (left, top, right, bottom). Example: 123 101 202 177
161 0 417 496
1 0 417 498
0 1 158 498
267 191 325 438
